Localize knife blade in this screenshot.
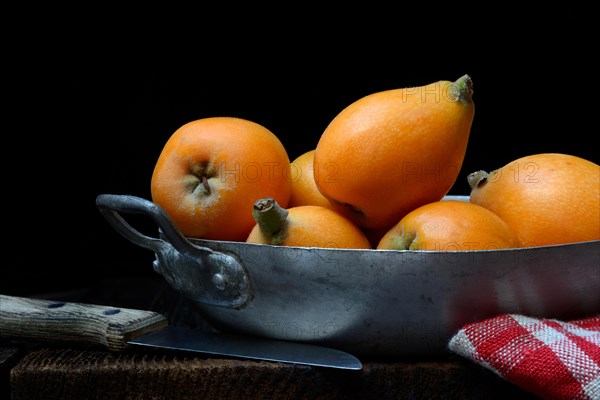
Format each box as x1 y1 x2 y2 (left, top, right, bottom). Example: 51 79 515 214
0 295 362 370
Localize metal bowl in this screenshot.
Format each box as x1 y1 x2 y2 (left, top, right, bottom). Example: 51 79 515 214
96 194 600 356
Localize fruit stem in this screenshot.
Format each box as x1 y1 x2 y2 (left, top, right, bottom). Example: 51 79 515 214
201 176 211 194
392 229 418 250
449 74 474 104
467 170 489 190
252 198 289 244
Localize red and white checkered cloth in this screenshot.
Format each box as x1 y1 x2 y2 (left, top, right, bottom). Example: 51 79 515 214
448 314 600 400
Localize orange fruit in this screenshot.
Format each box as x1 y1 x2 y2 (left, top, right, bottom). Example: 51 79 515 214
246 198 372 249
314 74 475 230
468 153 600 247
376 200 520 251
151 117 292 241
288 149 334 210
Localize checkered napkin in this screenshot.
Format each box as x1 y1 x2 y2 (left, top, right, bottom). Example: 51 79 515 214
448 314 600 400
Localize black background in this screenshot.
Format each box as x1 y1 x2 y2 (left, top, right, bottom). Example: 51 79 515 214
3 7 596 296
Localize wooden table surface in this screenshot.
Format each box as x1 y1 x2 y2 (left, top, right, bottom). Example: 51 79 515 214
0 275 540 400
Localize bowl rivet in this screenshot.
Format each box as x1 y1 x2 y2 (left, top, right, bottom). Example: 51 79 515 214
212 273 226 290
152 257 161 274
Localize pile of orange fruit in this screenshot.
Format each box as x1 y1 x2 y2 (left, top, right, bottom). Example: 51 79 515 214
150 75 600 251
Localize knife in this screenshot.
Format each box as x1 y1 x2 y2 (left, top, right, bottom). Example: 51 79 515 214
0 294 362 370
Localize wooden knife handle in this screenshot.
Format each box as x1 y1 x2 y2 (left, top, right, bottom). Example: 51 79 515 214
0 294 168 351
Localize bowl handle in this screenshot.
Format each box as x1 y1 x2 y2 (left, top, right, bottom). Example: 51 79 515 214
96 194 252 309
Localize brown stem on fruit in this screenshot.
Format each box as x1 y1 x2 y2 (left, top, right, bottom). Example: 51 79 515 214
467 170 489 190
252 198 289 245
391 229 418 250
449 74 474 104
202 176 211 195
